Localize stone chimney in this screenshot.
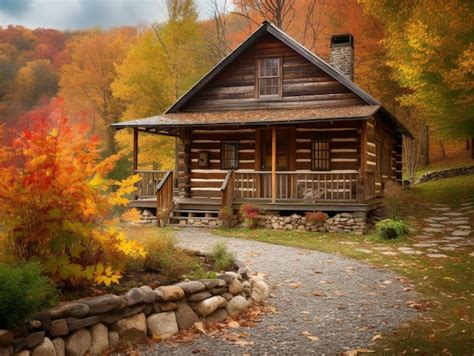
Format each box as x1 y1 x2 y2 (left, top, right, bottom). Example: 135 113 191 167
329 34 354 81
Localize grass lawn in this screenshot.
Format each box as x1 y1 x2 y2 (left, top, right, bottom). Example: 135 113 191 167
213 174 474 354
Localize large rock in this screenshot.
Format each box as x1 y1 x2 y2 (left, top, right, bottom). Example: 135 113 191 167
199 279 219 289
228 279 243 295
65 329 91 356
193 296 227 317
31 337 55 356
139 286 157 303
124 288 146 306
242 281 251 296
51 338 65 356
49 303 89 319
107 331 119 350
174 281 206 294
146 313 179 339
0 331 13 347
226 296 249 317
89 323 109 355
156 286 184 301
187 291 212 302
112 313 146 345
66 315 101 331
204 309 228 324
250 279 269 304
50 319 69 337
25 332 44 349
175 302 199 330
83 295 122 315
14 350 29 356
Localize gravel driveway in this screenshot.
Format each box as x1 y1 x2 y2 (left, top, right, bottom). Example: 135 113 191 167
149 228 419 355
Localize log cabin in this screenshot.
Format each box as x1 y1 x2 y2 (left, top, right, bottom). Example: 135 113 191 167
112 21 413 227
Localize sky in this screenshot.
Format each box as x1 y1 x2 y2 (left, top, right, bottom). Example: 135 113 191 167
0 0 224 30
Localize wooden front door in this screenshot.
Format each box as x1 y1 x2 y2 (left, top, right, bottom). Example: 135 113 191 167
261 129 290 198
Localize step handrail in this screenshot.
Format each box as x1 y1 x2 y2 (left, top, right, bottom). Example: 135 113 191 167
220 170 234 208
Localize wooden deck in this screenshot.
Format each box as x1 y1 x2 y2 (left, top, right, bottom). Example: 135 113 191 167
130 196 383 212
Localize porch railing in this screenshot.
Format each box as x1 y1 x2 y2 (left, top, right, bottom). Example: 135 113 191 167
133 170 167 199
234 171 359 202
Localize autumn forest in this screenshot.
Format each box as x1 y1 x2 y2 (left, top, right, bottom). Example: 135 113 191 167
0 0 471 180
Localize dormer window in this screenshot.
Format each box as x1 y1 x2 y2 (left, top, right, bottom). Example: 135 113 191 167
257 57 281 97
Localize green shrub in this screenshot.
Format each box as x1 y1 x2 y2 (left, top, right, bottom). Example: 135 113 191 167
376 219 409 240
0 262 58 328
212 242 236 271
138 234 202 282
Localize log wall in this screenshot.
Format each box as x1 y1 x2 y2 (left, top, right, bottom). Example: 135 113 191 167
180 34 365 112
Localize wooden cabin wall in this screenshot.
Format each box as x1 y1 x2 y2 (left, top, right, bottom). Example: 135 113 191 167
185 127 257 199
295 121 360 171
180 34 365 112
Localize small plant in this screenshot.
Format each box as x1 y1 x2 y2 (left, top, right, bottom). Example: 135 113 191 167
376 219 409 240
0 262 58 329
239 203 262 228
212 242 236 271
218 206 234 228
305 211 328 225
139 234 202 282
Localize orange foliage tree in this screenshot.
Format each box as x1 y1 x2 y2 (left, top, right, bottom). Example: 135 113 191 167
0 99 144 287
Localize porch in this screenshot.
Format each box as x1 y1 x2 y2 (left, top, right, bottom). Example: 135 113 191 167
130 168 381 215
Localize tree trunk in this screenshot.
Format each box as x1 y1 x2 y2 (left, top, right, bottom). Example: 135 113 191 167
421 124 429 166
438 139 446 159
471 138 474 159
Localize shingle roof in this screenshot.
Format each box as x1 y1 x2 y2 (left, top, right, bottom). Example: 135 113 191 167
112 21 413 138
112 105 380 129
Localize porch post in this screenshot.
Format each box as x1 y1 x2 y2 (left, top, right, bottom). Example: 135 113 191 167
133 128 138 173
271 126 277 203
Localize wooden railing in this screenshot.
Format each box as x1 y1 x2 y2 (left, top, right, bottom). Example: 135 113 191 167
220 170 235 208
234 171 359 202
156 171 174 226
134 170 167 199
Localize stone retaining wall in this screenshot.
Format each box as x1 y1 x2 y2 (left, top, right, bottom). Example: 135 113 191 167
250 212 369 235
414 165 474 185
0 267 268 356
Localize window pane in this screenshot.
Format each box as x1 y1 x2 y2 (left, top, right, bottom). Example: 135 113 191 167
312 140 330 170
221 142 239 169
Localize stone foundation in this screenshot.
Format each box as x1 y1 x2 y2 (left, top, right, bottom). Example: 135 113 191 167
238 212 369 235
0 266 268 356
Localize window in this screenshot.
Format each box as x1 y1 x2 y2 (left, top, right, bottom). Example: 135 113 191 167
311 139 331 170
257 57 280 97
221 141 239 169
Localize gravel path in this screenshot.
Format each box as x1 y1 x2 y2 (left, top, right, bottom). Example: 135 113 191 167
145 228 419 355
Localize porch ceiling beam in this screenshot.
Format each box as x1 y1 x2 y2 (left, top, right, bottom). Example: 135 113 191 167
133 128 138 173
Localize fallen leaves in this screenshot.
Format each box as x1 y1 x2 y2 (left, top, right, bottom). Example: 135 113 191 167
371 334 382 342
302 330 320 342
312 290 327 297
342 348 375 355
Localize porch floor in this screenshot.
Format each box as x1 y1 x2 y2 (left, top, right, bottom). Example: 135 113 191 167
129 196 383 212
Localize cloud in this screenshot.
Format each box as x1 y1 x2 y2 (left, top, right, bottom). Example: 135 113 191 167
0 0 222 30
0 0 32 16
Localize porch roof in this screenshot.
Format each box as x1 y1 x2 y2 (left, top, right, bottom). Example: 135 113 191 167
112 105 381 133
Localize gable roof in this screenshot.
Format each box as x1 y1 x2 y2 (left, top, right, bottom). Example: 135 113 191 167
166 21 379 113
113 21 412 138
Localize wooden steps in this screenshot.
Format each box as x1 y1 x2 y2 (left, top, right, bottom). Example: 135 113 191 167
168 205 220 227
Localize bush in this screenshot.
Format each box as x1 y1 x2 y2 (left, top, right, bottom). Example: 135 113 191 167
139 234 202 282
0 100 144 287
376 219 409 239
212 242 236 271
239 203 262 228
305 211 328 224
0 262 57 329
